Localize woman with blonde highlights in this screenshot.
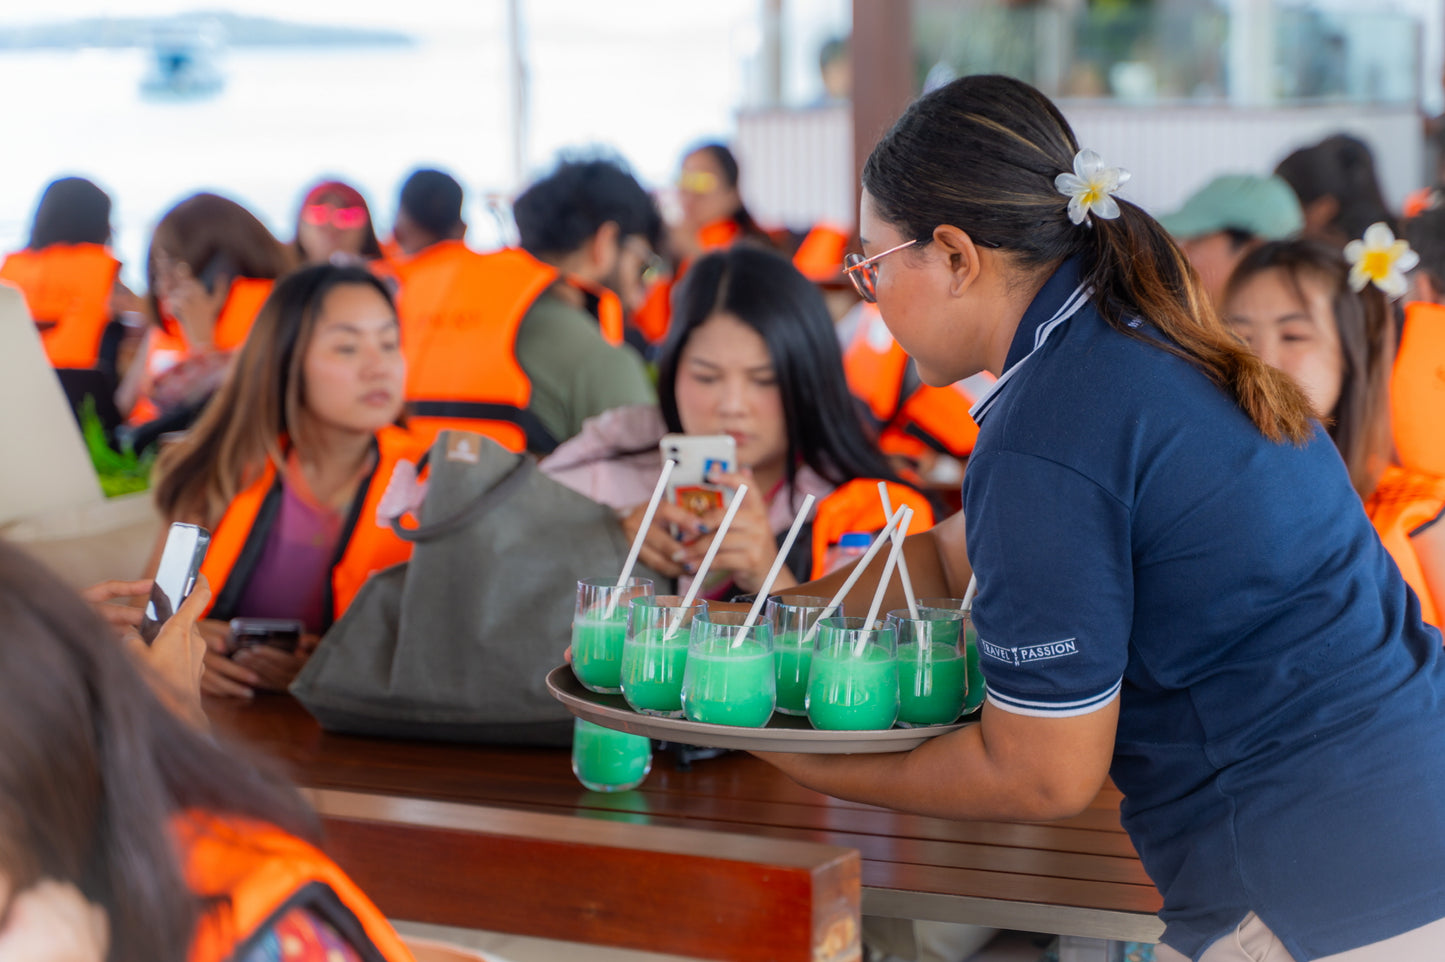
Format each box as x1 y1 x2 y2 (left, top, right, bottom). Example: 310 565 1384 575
760 75 1445 961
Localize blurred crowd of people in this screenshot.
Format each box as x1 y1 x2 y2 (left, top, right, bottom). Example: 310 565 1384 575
6 105 1445 962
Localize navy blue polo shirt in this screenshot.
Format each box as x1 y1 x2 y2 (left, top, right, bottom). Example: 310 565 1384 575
963 257 1445 960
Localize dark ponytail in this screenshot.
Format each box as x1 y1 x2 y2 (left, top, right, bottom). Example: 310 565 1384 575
862 74 1315 445
1275 134 1396 245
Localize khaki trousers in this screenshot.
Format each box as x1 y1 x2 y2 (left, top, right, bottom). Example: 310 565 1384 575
1154 912 1445 962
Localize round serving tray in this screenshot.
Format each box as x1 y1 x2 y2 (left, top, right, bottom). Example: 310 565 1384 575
546 665 972 754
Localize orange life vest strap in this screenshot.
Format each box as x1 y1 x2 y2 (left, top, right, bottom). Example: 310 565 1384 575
395 243 558 452
214 277 275 351
329 426 428 616
200 458 281 621
843 308 909 423
809 478 936 580
792 224 850 282
892 383 981 460
0 244 120 369
1366 465 1445 627
176 811 415 962
634 277 674 345
1393 301 1445 477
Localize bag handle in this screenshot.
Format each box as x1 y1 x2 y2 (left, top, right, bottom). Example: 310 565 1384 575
390 452 535 543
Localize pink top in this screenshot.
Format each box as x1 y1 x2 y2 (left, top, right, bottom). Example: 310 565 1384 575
232 469 344 634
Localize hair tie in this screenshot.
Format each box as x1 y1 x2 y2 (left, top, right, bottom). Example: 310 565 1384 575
1054 149 1130 227
1345 222 1418 299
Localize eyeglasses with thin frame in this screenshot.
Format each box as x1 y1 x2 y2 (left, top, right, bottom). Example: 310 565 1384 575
843 239 918 303
844 235 1002 303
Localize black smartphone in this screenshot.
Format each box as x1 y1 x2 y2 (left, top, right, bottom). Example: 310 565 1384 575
228 618 304 655
140 523 211 644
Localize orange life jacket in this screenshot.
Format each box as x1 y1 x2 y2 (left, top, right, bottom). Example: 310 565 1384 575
1366 464 1445 628
200 426 425 628
843 307 984 461
632 220 744 346
0 243 120 369
127 277 275 424
176 810 415 962
809 478 936 581
792 224 850 282
1393 301 1445 477
393 242 619 452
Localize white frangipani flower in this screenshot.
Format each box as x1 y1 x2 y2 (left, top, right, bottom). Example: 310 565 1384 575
1344 222 1419 299
1054 149 1131 226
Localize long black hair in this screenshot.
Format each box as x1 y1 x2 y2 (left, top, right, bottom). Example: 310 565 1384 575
0 542 317 962
658 244 907 492
28 176 112 249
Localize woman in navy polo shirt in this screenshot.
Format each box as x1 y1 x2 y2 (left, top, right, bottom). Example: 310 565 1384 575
760 75 1445 961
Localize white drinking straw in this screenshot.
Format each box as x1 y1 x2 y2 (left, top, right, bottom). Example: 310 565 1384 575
731 493 817 649
877 483 920 620
665 483 749 639
606 458 676 618
799 505 908 648
961 575 979 612
862 507 913 638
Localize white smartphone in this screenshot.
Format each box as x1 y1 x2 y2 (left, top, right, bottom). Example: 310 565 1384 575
660 433 738 520
140 522 211 644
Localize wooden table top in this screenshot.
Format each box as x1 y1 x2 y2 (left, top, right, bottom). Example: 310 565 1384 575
206 694 1164 942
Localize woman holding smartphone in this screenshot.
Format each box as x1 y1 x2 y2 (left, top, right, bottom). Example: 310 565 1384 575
542 244 934 596
758 75 1445 961
149 264 427 699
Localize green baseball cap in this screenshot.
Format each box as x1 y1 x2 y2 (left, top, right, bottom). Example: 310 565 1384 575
1158 174 1304 242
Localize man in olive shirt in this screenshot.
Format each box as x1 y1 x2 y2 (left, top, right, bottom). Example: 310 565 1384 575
512 157 662 441
391 165 655 454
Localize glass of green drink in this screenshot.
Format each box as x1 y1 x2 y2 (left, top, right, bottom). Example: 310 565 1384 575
806 616 899 731
888 607 967 726
919 598 984 714
571 719 652 792
571 577 654 694
620 595 701 718
767 595 832 716
680 607 776 727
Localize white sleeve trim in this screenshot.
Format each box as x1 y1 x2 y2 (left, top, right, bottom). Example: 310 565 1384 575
985 678 1122 719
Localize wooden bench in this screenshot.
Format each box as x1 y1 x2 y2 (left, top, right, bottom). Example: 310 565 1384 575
306 788 861 962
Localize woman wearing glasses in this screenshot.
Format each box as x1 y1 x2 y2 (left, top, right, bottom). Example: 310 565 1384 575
761 75 1445 961
543 243 934 595
292 180 384 268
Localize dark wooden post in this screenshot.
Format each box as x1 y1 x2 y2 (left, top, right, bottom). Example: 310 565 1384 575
851 0 916 212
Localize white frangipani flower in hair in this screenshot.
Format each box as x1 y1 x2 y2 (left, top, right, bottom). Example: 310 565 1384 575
1054 149 1131 226
1344 222 1419 299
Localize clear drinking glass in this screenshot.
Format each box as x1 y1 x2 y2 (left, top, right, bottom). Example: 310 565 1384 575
806 616 899 731
918 597 984 714
888 607 967 726
680 607 776 727
571 577 654 694
620 595 701 718
768 595 833 716
571 719 652 792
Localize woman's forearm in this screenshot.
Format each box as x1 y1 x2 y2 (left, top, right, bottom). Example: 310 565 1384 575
757 697 1118 823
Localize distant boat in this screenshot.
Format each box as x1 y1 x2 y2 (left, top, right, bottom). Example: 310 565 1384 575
140 19 225 99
